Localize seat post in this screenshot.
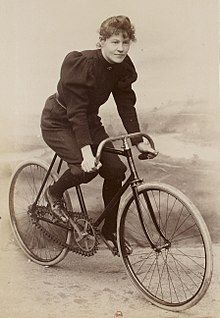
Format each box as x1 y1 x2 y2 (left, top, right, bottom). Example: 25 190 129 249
75 185 88 217
57 158 63 175
32 153 58 206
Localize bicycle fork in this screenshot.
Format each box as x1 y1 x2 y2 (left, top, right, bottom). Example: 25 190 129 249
122 138 170 252
132 184 171 252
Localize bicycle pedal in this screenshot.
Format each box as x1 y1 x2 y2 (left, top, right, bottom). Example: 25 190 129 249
48 210 69 224
112 247 120 257
100 235 120 257
123 240 133 255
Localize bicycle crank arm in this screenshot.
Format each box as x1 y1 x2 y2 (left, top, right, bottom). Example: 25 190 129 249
68 217 84 240
75 232 90 243
101 235 119 257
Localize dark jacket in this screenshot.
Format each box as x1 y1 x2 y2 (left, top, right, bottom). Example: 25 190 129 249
41 49 142 148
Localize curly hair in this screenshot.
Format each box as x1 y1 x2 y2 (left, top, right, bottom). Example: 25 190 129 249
98 15 136 44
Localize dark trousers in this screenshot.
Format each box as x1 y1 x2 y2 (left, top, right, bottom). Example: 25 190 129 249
41 95 127 233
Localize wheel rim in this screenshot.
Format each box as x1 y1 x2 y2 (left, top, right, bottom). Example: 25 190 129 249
120 188 208 307
10 163 69 263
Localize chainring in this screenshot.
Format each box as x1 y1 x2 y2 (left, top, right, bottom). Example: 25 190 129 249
72 217 97 253
29 205 99 257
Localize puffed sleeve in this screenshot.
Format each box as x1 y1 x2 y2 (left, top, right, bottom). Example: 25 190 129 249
112 56 143 145
59 51 94 148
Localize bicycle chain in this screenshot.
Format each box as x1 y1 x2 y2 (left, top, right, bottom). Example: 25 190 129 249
30 206 99 257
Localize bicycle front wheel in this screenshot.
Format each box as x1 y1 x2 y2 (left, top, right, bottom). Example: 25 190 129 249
118 182 213 311
9 159 72 266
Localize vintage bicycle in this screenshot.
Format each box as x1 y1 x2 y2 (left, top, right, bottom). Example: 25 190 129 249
8 132 213 311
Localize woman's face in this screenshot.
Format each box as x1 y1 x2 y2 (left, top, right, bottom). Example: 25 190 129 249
101 32 131 64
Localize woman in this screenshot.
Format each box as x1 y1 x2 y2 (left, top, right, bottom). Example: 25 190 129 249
41 15 152 243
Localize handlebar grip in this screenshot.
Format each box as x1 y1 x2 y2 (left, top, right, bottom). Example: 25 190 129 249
138 150 158 160
138 152 150 160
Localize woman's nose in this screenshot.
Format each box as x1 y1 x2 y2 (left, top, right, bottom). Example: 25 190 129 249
117 42 124 52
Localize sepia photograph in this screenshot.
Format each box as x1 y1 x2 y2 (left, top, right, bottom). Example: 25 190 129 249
0 1 219 317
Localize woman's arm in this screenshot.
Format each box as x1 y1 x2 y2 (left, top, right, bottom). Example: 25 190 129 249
112 56 143 145
58 52 94 149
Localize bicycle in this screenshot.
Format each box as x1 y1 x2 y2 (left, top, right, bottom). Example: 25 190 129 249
8 132 213 311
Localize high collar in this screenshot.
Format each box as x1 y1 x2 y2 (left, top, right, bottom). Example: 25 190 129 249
97 49 117 70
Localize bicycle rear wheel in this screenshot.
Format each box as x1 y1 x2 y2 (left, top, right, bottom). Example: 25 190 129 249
118 182 213 311
9 159 72 266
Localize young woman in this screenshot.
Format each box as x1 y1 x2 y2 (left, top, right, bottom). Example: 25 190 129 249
41 15 153 243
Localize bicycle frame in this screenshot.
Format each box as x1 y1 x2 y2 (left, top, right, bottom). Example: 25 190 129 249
32 135 166 249
9 131 213 310
93 142 168 249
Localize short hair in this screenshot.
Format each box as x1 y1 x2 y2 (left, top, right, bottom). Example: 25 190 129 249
98 15 136 42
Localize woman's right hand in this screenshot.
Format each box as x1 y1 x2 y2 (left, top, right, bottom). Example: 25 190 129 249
81 145 101 172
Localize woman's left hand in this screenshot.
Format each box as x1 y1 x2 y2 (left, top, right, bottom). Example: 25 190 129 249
136 141 158 159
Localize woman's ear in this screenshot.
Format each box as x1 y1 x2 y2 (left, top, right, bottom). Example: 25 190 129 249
99 37 105 47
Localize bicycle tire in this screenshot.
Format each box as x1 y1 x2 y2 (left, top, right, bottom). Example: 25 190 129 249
9 159 72 266
117 182 213 311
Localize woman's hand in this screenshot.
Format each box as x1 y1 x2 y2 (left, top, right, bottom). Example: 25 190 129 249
136 141 158 159
81 145 101 172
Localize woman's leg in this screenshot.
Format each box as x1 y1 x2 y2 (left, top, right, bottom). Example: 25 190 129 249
99 149 127 234
89 122 127 235
41 128 98 198
41 127 98 221
101 178 123 234
41 94 98 199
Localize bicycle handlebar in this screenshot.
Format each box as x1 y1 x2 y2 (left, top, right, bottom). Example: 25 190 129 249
95 132 158 165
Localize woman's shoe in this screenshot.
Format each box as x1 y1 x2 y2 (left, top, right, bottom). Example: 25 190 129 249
101 228 119 256
45 187 68 223
101 228 133 256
